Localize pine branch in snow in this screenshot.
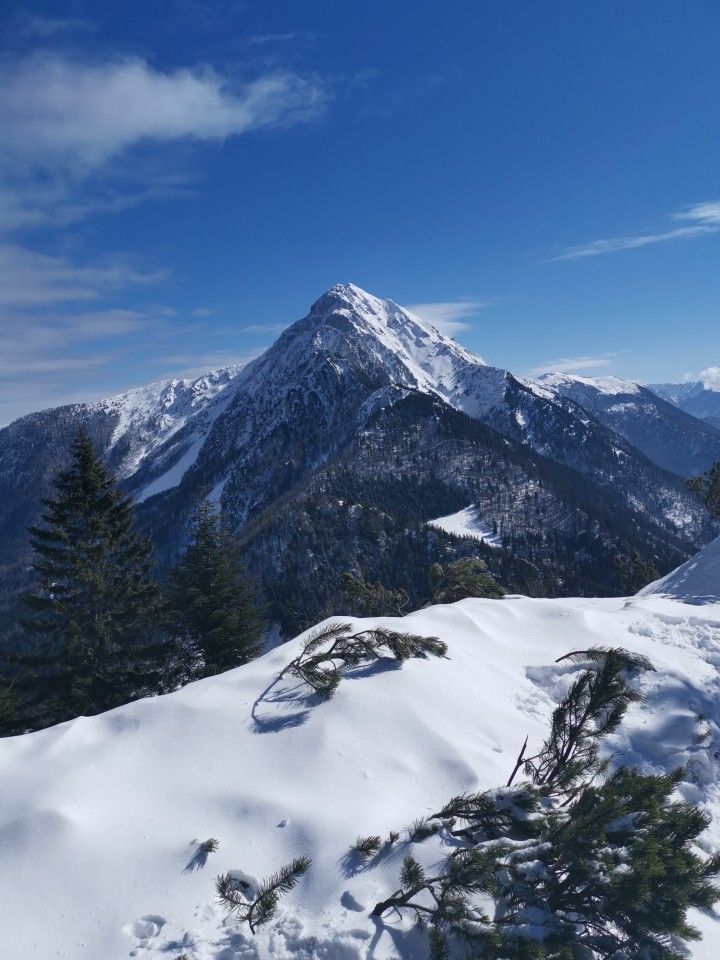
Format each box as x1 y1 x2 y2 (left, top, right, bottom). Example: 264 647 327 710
281 622 446 699
216 856 311 935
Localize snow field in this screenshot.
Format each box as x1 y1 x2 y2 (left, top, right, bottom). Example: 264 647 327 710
2 588 720 957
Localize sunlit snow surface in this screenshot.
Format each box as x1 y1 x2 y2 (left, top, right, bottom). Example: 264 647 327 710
639 535 720 603
536 372 642 396
427 505 502 547
2 590 720 957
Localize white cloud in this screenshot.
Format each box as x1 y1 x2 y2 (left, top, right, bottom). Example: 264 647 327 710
551 202 720 261
0 54 327 238
405 300 488 334
0 245 166 308
680 366 720 385
674 202 720 226
699 366 720 384
526 354 617 377
0 54 327 173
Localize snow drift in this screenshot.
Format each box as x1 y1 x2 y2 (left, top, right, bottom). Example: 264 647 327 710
2 585 720 958
639 535 720 603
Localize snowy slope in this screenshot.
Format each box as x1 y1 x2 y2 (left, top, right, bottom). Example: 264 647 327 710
95 366 246 499
639 535 720 602
536 372 720 477
2 588 720 958
427 504 502 546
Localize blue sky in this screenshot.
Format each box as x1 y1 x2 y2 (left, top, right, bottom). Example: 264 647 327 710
1 0 719 424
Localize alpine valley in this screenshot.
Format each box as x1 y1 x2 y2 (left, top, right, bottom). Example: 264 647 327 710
1 284 719 640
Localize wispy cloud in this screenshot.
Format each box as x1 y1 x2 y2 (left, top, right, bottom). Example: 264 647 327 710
526 353 619 378
0 54 328 238
405 299 489 334
239 322 289 334
20 15 95 37
0 54 327 173
0 308 163 366
0 176 193 233
550 202 720 261
152 350 263 381
0 306 169 424
0 245 166 308
0 243 175 424
246 33 300 46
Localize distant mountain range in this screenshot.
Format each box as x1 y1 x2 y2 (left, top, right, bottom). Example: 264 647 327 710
1 284 718 638
536 373 720 478
647 378 720 430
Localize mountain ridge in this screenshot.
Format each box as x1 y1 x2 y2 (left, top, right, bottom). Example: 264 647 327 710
1 284 718 638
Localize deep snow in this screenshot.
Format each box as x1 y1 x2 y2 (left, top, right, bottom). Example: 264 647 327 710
639 535 720 604
2 572 720 958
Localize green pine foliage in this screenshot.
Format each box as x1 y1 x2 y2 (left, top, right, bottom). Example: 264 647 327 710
521 647 653 791
280 621 447 699
427 557 505 603
339 571 409 616
687 461 720 519
371 647 720 959
216 856 311 934
615 549 661 593
350 835 382 861
340 558 504 619
166 498 265 679
2 429 165 732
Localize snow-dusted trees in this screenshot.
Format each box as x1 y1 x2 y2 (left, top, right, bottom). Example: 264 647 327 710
4 430 165 731
371 647 720 959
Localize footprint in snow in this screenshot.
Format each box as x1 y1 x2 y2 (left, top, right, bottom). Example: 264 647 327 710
123 915 166 952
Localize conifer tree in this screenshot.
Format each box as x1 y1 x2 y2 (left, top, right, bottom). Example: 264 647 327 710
5 429 164 731
687 460 720 519
167 498 264 678
427 557 505 603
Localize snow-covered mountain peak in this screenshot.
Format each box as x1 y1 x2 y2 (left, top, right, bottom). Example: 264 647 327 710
312 283 485 360
300 282 491 407
537 372 641 396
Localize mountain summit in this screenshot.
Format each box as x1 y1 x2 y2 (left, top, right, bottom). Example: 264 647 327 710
0 284 718 636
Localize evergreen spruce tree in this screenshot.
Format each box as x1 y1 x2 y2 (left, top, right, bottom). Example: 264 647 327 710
687 460 720 519
4 429 164 732
167 498 264 679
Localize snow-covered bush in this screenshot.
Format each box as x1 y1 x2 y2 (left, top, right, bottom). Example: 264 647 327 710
372 647 720 959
